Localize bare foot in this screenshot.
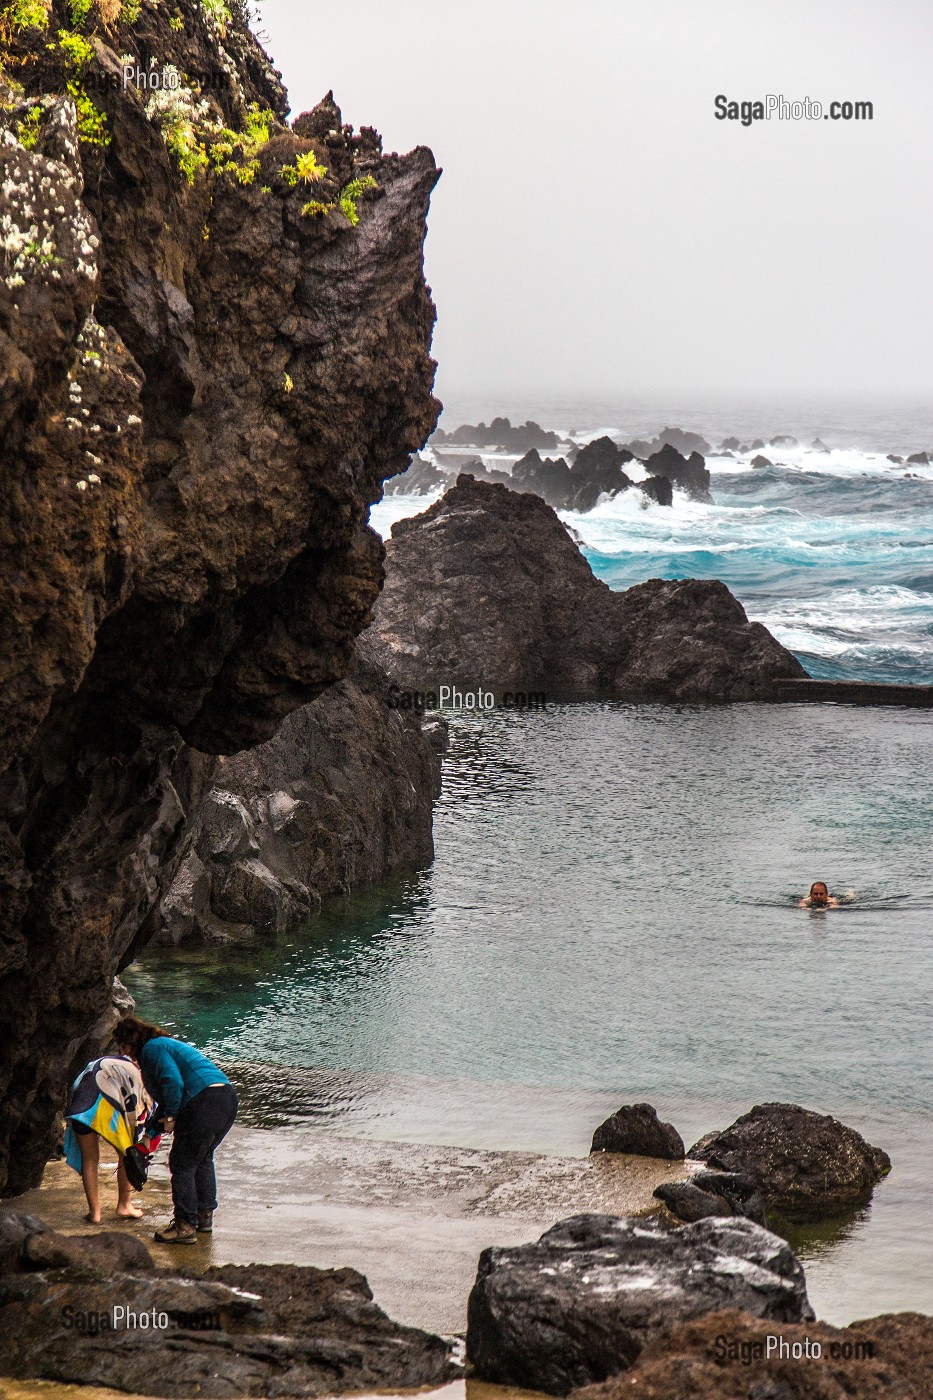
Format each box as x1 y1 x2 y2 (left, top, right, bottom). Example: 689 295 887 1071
116 1204 144 1219
85 1212 102 1225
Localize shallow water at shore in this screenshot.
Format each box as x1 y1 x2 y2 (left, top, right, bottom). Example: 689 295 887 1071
128 701 933 1322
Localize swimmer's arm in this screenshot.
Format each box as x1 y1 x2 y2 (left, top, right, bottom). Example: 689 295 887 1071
798 899 811 907
827 898 840 907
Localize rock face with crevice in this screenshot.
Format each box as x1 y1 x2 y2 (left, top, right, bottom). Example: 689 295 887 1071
158 643 446 944
0 0 440 1193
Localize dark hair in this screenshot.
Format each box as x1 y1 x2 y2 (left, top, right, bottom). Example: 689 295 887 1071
113 1015 169 1058
810 882 829 895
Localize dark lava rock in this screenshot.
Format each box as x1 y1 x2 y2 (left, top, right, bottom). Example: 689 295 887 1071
0 6 440 1193
721 437 741 451
770 435 799 447
513 448 576 509
571 436 636 490
368 476 805 701
591 1103 685 1159
654 1171 766 1226
688 1103 892 1222
907 450 930 464
644 445 712 502
466 1213 814 1394
811 437 830 452
750 439 766 450
434 417 561 452
639 476 674 506
0 1213 455 1395
572 1308 933 1400
385 453 452 495
159 645 444 944
887 453 905 463
751 454 774 469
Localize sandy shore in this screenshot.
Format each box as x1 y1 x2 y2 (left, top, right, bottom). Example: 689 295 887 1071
13 1123 687 1335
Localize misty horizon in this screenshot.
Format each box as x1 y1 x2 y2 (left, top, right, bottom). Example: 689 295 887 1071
260 0 933 411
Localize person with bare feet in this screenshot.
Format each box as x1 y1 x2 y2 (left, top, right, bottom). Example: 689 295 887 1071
64 1054 154 1224
799 880 840 909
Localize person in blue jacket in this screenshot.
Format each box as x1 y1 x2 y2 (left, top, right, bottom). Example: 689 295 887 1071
114 1015 238 1245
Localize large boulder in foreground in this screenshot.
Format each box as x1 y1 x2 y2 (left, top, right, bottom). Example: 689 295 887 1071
688 1104 892 1222
0 1212 454 1396
591 1104 685 1160
572 1308 933 1400
158 646 445 944
466 1213 814 1395
368 476 806 701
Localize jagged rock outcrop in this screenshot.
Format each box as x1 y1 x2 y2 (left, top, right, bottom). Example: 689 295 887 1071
688 1104 892 1222
590 1103 685 1160
433 416 560 451
0 1210 455 1395
384 452 450 495
466 1213 814 1395
367 475 806 700
0 1 440 1192
158 645 445 944
644 444 712 502
625 427 711 458
572 1308 933 1400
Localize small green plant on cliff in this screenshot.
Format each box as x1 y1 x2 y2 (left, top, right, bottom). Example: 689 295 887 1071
283 372 293 393
68 0 92 27
120 0 142 20
169 12 183 28
280 149 326 186
56 29 109 146
15 100 42 146
200 0 230 27
338 174 377 226
208 102 273 185
145 71 211 182
0 0 49 38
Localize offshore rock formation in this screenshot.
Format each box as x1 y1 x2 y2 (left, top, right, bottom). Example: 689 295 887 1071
689 1103 892 1222
466 1213 814 1395
367 476 806 700
0 1 439 1192
573 1309 933 1400
0 1210 455 1395
159 645 445 944
432 416 560 451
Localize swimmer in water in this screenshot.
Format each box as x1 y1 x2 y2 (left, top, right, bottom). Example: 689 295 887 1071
799 881 839 909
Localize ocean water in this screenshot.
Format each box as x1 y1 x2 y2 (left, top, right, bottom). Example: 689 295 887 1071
127 703 933 1320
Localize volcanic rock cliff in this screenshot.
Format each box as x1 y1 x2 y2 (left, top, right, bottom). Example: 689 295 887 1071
0 0 440 1193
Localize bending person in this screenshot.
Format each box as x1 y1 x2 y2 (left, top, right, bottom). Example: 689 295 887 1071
114 1016 238 1246
65 1054 153 1224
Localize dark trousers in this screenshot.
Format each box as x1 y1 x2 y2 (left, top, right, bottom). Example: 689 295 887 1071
169 1084 238 1225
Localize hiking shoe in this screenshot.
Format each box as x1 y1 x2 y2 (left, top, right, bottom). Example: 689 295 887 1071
196 1210 214 1234
154 1219 197 1245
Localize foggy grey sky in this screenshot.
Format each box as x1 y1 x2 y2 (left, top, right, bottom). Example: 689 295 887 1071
260 0 933 409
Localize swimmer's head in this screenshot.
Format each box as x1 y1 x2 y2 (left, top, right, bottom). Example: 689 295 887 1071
809 881 830 906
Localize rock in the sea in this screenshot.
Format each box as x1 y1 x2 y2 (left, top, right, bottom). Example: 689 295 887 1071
385 453 452 495
688 1103 892 1221
512 448 576 509
0 5 440 1193
644 445 712 502
770 434 799 447
368 476 806 701
159 646 444 944
720 437 741 451
571 1308 933 1400
433 417 561 451
811 437 830 452
466 1213 814 1394
0 1213 454 1396
654 1170 766 1225
907 450 930 464
751 454 774 468
638 475 674 506
591 1103 685 1160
